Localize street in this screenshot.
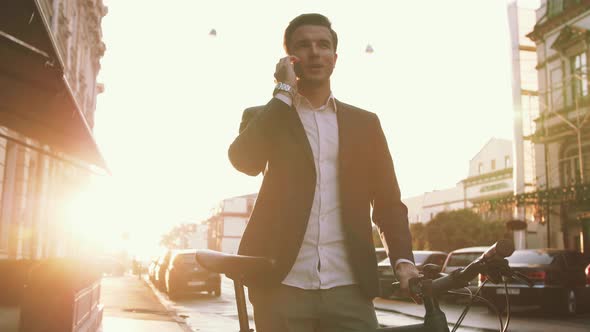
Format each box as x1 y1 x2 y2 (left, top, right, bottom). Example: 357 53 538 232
138 275 590 332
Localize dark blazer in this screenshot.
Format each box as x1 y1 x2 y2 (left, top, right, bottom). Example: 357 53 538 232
228 97 413 298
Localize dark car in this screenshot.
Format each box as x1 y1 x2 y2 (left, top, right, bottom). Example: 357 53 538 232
480 249 590 315
148 256 159 283
377 250 448 298
164 249 221 300
154 250 172 290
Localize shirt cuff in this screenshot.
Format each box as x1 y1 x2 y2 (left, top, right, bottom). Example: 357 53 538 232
274 92 293 107
394 259 415 270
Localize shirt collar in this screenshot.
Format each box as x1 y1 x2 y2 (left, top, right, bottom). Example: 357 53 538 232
294 92 338 113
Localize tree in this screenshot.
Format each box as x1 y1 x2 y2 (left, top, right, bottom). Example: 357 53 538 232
410 222 428 250
160 223 196 249
424 209 507 252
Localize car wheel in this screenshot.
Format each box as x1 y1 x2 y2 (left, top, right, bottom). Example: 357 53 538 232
562 289 577 315
212 283 221 297
167 281 180 300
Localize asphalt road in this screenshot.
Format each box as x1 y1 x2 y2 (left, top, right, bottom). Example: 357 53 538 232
146 276 590 332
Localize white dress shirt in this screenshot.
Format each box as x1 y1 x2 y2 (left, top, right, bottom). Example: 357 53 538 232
274 92 413 290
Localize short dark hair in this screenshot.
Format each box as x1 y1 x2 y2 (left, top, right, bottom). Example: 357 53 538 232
284 13 338 53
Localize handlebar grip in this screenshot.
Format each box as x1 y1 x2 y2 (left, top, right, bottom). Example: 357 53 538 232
390 278 422 297
481 239 514 261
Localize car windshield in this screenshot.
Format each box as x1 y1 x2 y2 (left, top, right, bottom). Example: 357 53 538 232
413 253 430 265
375 249 388 263
507 250 556 265
446 252 483 267
175 253 197 265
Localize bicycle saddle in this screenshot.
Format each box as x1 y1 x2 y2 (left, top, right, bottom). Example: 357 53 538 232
195 249 275 280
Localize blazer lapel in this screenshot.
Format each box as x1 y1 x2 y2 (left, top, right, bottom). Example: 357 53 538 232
336 100 353 174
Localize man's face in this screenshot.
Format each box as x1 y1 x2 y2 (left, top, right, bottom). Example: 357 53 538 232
288 25 337 84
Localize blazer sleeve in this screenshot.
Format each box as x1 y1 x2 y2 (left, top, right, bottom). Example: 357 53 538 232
228 98 291 176
368 114 414 266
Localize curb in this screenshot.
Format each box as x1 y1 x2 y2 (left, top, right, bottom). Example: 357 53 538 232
141 277 193 332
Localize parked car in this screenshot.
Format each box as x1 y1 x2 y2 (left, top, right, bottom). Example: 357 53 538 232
154 250 172 290
375 247 388 263
148 256 159 283
440 246 488 302
377 250 448 298
480 249 590 315
164 249 221 300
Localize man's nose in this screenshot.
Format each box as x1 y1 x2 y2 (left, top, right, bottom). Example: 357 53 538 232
310 43 320 55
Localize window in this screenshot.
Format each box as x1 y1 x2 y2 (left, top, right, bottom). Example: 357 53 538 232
505 155 511 168
491 159 496 171
478 163 483 175
560 144 590 186
446 252 484 268
550 67 565 110
571 52 588 100
548 0 564 18
548 0 582 18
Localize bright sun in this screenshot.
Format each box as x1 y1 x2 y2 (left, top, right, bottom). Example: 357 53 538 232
63 174 171 260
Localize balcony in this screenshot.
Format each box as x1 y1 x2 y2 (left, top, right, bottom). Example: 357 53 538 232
528 0 590 42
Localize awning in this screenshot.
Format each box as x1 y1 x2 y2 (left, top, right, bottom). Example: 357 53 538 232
0 0 108 171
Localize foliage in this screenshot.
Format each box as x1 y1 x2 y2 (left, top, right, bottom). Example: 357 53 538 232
378 209 509 252
423 209 507 252
410 222 428 250
160 223 196 249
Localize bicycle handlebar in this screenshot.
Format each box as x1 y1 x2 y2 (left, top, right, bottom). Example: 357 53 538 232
392 239 517 298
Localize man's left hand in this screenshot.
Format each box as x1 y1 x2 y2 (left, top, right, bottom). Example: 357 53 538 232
394 262 422 304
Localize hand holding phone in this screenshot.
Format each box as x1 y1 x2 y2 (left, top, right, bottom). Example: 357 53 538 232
274 56 299 87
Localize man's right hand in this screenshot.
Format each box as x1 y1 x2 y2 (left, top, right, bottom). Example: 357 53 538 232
274 56 299 88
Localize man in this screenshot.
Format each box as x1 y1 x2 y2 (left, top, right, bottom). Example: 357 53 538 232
228 13 419 332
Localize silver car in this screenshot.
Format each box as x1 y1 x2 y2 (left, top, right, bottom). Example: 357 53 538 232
441 246 487 301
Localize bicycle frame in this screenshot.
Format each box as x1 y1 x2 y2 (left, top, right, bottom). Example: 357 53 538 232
233 279 252 332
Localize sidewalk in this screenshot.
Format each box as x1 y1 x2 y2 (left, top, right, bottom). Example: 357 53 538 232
99 275 188 332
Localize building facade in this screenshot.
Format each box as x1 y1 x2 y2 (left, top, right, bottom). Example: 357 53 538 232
527 0 590 252
404 138 514 224
206 193 257 254
0 0 107 260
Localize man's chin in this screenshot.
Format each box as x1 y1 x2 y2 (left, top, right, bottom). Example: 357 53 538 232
299 76 328 84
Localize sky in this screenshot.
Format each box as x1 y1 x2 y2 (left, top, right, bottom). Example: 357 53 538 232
87 0 540 257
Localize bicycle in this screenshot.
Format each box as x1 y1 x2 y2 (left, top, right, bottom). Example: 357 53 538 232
195 239 533 332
